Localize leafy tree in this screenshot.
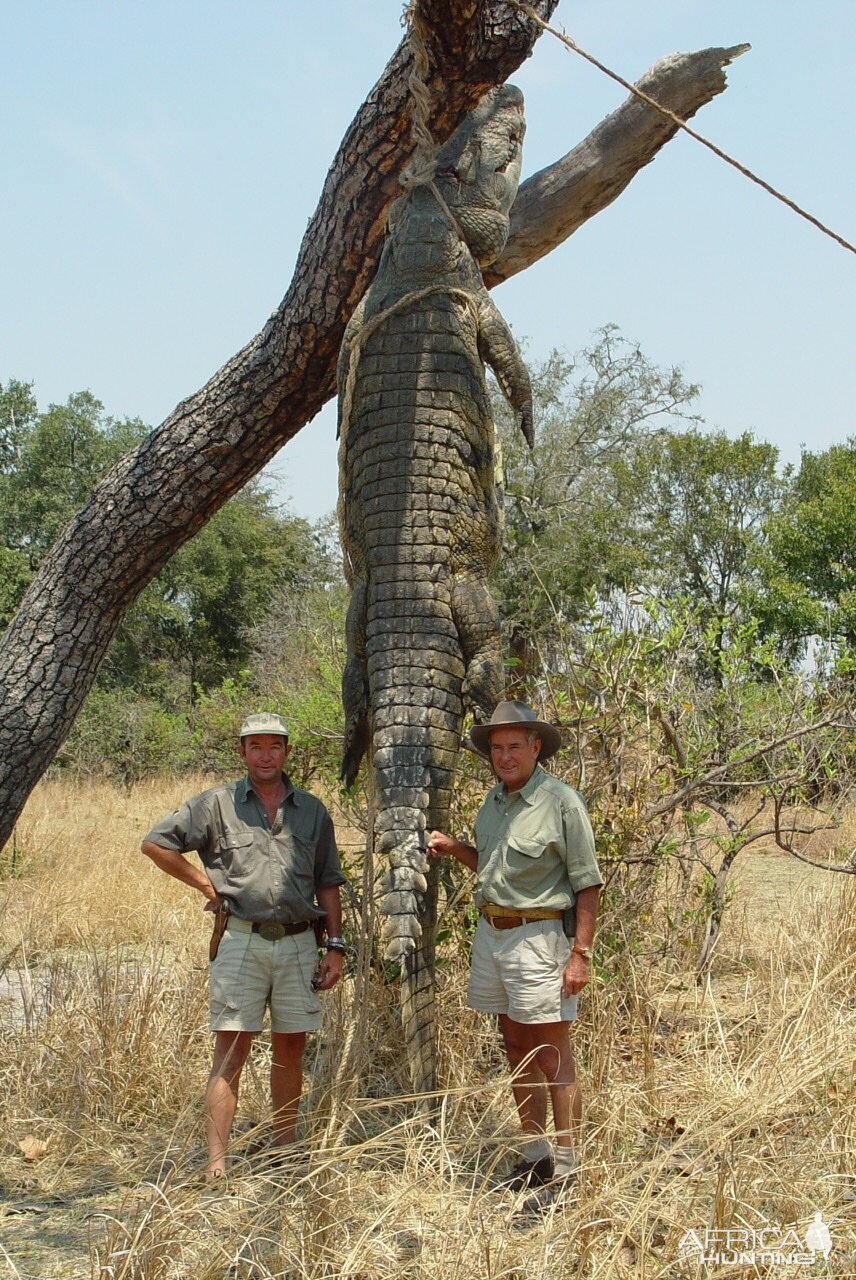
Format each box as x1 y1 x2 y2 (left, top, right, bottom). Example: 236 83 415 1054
491 331 783 693
524 591 853 973
0 379 37 472
248 579 350 786
758 438 856 657
0 546 33 632
0 381 326 709
106 484 323 701
491 328 701 682
0 382 149 626
621 428 782 680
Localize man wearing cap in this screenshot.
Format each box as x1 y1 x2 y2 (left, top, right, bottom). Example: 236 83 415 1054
141 712 346 1179
428 700 602 1201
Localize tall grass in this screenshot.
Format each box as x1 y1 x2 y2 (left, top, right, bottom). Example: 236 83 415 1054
1 779 853 1278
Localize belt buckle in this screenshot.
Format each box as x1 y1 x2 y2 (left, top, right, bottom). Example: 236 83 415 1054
258 922 286 942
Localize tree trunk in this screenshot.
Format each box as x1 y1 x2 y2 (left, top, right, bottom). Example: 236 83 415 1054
0 13 745 847
695 845 742 976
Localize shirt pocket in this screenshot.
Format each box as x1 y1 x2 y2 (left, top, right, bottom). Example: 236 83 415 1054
504 833 548 892
216 831 255 883
506 835 543 860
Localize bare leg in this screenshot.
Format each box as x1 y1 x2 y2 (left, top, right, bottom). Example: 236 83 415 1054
270 1031 307 1146
531 1021 580 1150
499 1015 547 1138
206 1030 253 1177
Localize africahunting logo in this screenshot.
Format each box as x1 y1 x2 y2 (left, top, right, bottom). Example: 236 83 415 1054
678 1213 833 1266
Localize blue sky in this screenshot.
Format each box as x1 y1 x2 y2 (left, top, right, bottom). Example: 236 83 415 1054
3 2 854 521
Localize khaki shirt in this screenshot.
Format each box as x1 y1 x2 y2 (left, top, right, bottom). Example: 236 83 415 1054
474 764 602 925
144 774 345 924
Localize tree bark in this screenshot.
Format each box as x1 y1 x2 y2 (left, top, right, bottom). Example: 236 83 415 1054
0 14 745 848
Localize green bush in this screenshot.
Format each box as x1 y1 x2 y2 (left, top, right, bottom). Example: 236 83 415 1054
55 687 195 784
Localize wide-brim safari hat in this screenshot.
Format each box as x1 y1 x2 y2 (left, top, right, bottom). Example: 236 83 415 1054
469 700 562 762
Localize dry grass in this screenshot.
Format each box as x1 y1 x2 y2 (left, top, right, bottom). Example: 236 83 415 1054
0 779 854 1279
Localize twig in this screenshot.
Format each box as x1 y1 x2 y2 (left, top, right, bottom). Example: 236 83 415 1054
774 788 853 873
642 716 850 822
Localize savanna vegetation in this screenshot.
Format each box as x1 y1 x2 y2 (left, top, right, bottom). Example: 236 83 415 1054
1 332 854 1276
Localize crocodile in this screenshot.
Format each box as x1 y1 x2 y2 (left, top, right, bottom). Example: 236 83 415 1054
337 85 533 1093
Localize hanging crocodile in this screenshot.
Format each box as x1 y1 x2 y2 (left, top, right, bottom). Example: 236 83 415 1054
337 85 532 1093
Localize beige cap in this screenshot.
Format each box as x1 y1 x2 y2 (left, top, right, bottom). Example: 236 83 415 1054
239 712 289 739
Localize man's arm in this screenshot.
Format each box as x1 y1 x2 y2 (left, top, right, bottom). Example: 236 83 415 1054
563 884 600 997
140 840 220 909
314 883 343 990
316 882 343 937
427 830 478 872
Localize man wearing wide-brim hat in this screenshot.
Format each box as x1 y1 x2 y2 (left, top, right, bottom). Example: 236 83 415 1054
142 712 347 1179
428 700 602 1203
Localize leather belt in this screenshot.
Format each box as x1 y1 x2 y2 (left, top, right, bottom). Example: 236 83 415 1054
481 903 564 930
250 921 311 941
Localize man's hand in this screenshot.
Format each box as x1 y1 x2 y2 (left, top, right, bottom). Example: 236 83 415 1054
313 948 343 991
427 830 478 871
202 893 224 913
562 951 591 998
141 841 220 904
427 830 455 859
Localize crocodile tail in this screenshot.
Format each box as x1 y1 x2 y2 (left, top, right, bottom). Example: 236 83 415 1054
373 722 458 1097
400 896 439 1096
374 764 435 1095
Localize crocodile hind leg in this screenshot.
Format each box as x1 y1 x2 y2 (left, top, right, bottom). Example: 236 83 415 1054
451 572 505 723
340 581 370 787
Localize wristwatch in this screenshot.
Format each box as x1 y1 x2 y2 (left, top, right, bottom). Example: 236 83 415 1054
325 936 348 955
572 943 593 961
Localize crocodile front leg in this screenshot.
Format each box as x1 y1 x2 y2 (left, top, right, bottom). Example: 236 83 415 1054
477 293 534 446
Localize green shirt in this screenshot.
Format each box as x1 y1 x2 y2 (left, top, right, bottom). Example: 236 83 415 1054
474 764 602 922
144 774 345 924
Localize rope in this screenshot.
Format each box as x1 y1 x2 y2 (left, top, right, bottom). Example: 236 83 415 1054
338 5 479 445
398 3 468 241
513 1 856 258
338 285 481 445
400 2 438 189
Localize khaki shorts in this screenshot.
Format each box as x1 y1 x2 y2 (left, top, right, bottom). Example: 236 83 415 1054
467 916 578 1024
209 918 322 1034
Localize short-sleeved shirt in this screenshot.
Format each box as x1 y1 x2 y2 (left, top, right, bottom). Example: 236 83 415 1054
474 764 602 927
144 774 345 924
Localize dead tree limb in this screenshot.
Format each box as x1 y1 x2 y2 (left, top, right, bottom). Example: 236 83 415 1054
0 21 745 847
487 43 749 285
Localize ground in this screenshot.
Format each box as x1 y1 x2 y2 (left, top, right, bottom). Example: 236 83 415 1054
0 779 853 1279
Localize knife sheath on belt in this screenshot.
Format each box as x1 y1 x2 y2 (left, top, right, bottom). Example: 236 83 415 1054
209 904 230 962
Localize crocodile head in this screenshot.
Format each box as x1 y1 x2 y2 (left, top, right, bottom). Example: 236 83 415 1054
434 84 525 268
